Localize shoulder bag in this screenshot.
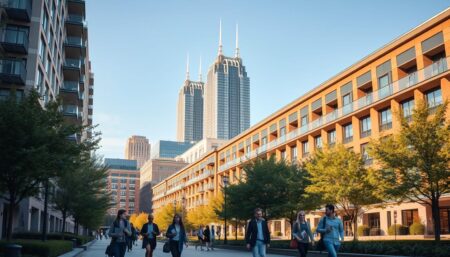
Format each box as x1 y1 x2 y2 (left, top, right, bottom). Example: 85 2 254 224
289 222 299 249
316 217 327 251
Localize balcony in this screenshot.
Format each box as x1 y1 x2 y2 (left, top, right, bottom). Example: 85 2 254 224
65 37 85 48
63 58 82 70
0 59 26 85
62 105 78 117
1 0 32 22
0 28 28 54
66 14 86 26
379 122 392 131
360 130 371 138
217 57 449 172
61 81 79 92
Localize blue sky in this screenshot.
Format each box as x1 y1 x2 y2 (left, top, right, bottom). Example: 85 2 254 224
87 0 449 158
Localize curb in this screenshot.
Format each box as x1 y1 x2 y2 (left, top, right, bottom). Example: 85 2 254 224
57 239 96 257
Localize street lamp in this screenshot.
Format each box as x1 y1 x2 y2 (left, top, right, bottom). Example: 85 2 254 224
181 195 186 220
222 175 229 245
173 199 177 215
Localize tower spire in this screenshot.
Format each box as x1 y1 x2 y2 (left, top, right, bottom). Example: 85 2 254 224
186 53 190 80
218 19 223 56
235 23 240 58
199 56 202 81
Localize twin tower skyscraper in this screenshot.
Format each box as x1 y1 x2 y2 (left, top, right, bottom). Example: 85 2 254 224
177 22 250 142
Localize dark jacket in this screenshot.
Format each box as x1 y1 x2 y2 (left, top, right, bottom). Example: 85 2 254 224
141 222 160 249
245 218 270 247
203 228 211 241
166 224 187 253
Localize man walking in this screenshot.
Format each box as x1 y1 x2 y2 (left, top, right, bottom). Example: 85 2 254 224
246 208 270 257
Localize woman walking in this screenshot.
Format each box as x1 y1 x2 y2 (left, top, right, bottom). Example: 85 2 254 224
141 214 160 257
203 225 211 251
108 209 132 257
292 211 314 257
166 213 188 257
316 204 344 257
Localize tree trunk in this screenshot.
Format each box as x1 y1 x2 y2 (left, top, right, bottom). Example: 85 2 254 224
41 181 49 241
353 214 358 241
6 195 17 241
61 210 67 239
235 220 238 240
431 197 441 242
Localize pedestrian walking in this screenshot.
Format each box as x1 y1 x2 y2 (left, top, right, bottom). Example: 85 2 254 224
293 211 315 257
217 226 221 240
141 214 160 257
210 225 215 250
127 223 136 252
245 208 270 257
203 225 211 251
316 204 344 257
108 209 132 257
195 225 204 251
166 213 188 257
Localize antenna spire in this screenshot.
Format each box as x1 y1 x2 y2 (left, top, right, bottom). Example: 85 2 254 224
235 23 240 58
218 19 223 56
186 53 190 80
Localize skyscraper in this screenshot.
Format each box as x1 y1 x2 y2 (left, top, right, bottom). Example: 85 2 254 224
177 55 204 142
124 135 150 168
203 22 250 140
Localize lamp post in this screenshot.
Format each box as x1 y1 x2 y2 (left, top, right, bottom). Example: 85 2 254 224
222 175 229 245
181 195 186 220
173 199 177 215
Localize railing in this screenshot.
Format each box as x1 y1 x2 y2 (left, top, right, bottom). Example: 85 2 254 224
217 57 449 176
61 81 79 91
64 58 81 69
1 29 29 48
65 36 84 47
66 14 85 24
0 59 26 83
2 0 31 10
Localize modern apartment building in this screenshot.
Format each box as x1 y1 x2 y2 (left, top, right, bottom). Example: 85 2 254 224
124 135 150 168
203 23 250 140
0 0 93 238
150 140 195 159
176 57 204 142
175 137 227 164
105 158 140 215
153 9 450 238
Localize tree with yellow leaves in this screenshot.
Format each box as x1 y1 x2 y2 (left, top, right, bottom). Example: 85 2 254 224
154 202 183 232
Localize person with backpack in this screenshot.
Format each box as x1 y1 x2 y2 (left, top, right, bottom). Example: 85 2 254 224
166 214 188 257
108 209 132 257
292 210 314 257
316 204 344 257
141 214 160 257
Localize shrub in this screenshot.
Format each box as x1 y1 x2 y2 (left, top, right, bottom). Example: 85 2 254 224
388 224 409 235
0 240 72 257
369 228 381 236
276 231 283 236
409 222 425 235
357 225 370 236
12 232 93 246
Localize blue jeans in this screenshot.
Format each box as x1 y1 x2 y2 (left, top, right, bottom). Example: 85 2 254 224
324 241 340 257
252 240 266 257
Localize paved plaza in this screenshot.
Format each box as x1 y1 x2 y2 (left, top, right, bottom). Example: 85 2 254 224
79 239 289 257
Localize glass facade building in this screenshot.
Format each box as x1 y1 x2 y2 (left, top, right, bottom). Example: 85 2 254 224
151 140 195 159
177 81 204 142
104 158 138 171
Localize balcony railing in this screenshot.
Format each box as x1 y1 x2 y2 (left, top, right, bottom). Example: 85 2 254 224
379 122 392 131
0 28 29 54
64 58 82 69
65 36 85 48
360 130 371 138
66 14 86 25
1 0 32 21
0 59 26 85
61 81 79 92
217 57 449 173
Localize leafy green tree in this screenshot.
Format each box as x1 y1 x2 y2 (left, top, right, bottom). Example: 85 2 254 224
369 101 450 242
0 91 81 241
305 144 382 240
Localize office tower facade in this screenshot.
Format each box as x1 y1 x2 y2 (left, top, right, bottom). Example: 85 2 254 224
125 135 150 168
150 140 194 159
153 10 450 238
177 57 204 142
203 23 250 140
105 158 140 215
0 0 93 238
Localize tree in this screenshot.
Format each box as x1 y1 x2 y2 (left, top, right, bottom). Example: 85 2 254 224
154 202 183 232
305 144 382 240
369 101 450 242
0 91 81 240
131 212 149 231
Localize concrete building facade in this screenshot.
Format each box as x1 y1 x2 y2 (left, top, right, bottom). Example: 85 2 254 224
175 137 227 164
124 135 150 168
0 0 94 238
153 10 450 239
105 158 140 215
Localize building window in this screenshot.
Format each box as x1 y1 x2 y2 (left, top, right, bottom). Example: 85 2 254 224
261 137 267 145
378 74 390 88
360 116 371 138
328 130 336 146
302 141 309 157
361 143 372 165
36 69 44 94
426 88 442 111
39 36 46 60
387 211 392 228
280 150 286 160
368 213 380 229
300 115 308 127
315 136 322 149
280 127 286 136
343 123 353 143
120 191 126 196
440 208 450 234
342 93 353 114
42 10 49 35
402 209 419 227
379 108 392 131
111 184 117 189
291 146 298 161
401 99 414 122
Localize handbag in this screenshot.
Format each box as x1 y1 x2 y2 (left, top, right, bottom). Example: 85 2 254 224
290 222 299 249
316 217 327 251
163 241 171 253
105 239 115 257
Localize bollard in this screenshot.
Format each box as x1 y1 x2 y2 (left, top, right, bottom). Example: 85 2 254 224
5 244 22 257
71 238 77 249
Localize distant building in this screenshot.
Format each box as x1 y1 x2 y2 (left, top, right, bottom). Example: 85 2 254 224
124 135 150 168
151 140 194 159
105 158 140 215
176 138 227 163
